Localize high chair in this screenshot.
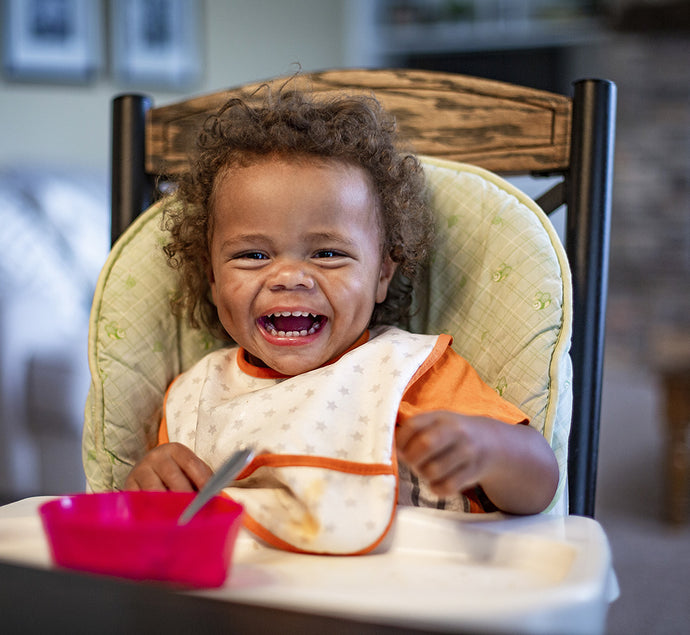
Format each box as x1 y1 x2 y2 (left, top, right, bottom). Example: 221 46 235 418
85 69 616 517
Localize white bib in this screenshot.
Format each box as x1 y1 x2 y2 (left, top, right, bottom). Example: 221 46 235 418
165 326 441 554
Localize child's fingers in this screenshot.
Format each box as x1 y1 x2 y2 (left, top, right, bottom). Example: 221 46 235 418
125 469 166 491
396 411 469 466
156 443 213 491
123 462 168 491
153 457 198 492
396 411 440 457
175 448 214 490
123 443 212 492
416 445 466 483
425 461 475 497
403 436 478 495
396 412 488 495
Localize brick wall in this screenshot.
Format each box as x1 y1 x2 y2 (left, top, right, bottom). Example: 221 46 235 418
601 34 690 368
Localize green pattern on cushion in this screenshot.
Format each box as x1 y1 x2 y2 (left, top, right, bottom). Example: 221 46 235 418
83 157 572 514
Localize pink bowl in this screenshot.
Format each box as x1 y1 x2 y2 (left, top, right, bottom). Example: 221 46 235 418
39 491 244 588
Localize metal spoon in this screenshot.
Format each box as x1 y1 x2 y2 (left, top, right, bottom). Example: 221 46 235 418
177 445 255 525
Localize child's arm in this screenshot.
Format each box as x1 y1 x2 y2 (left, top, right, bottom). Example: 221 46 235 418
124 443 213 492
396 411 559 515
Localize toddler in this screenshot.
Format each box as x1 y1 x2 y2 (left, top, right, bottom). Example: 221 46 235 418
125 86 558 554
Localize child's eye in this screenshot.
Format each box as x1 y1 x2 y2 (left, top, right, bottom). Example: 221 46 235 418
313 249 344 259
236 251 269 260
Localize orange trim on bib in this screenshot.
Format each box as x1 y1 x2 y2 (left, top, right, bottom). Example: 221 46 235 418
233 448 400 556
240 504 398 556
238 454 395 479
404 333 453 390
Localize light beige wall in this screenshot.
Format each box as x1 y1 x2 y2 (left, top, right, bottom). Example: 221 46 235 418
0 0 346 172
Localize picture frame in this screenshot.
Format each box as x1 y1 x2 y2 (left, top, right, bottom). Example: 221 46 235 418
2 0 102 83
110 0 202 90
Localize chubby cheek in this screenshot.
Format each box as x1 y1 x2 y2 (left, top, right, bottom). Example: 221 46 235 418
209 279 228 324
332 278 378 324
210 279 245 332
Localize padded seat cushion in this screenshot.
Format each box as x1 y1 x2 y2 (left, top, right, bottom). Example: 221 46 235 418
83 157 572 513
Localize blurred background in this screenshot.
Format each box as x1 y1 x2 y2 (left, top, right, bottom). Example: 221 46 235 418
0 1 688 632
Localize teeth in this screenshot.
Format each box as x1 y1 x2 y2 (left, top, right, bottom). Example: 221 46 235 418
268 326 320 337
263 311 323 338
266 322 321 338
271 311 315 318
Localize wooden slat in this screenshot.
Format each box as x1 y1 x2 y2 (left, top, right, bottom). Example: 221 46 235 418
146 69 572 176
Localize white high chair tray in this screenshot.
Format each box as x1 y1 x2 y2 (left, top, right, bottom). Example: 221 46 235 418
0 497 617 634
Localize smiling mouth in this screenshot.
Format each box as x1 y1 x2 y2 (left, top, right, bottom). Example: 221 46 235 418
258 311 326 337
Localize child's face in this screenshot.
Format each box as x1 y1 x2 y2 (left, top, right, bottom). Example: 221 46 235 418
208 157 397 376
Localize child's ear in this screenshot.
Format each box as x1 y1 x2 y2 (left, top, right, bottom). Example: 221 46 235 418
206 265 217 305
375 256 398 304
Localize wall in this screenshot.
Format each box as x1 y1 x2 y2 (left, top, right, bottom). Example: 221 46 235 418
0 0 347 172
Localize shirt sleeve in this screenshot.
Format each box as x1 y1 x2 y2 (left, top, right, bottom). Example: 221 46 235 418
398 343 529 425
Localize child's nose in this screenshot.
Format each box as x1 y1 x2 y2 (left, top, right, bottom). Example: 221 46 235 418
268 261 315 290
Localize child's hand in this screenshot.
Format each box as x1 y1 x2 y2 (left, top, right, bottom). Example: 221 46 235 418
124 442 213 492
396 411 496 498
396 411 559 514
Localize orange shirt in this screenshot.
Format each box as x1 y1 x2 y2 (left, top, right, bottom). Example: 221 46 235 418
398 338 528 426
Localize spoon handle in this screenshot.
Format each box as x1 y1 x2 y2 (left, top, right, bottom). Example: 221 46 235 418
178 446 255 525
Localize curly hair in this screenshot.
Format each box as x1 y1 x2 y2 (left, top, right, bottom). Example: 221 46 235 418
162 83 433 341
